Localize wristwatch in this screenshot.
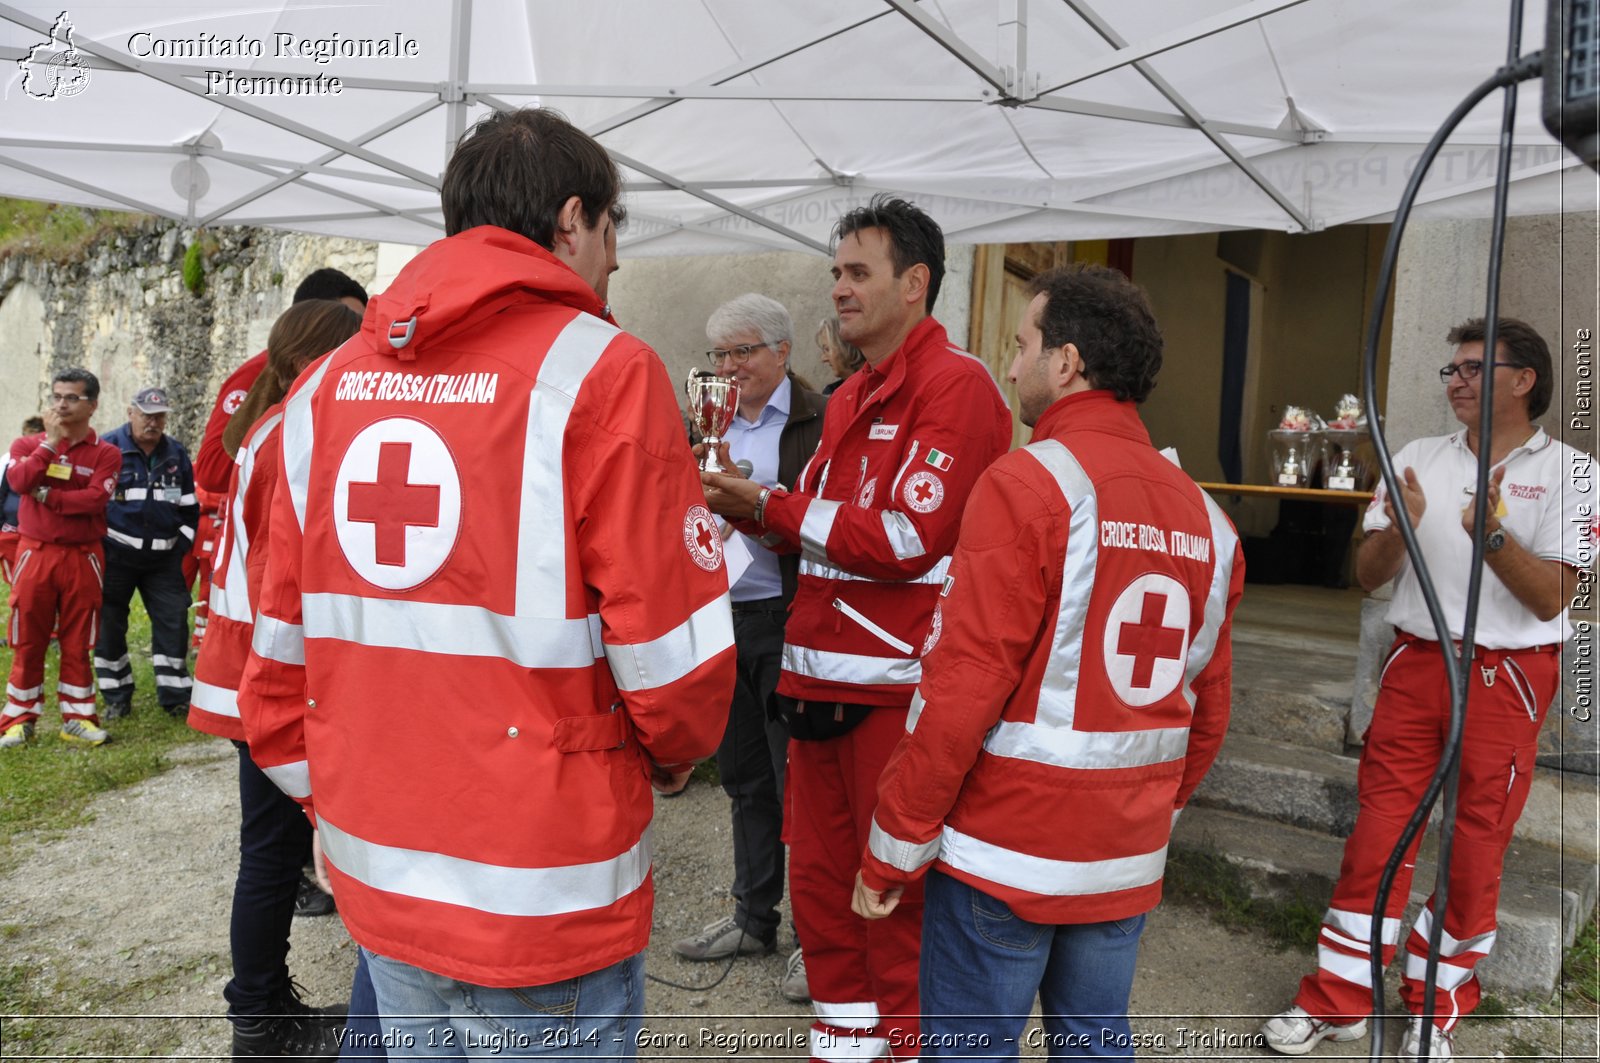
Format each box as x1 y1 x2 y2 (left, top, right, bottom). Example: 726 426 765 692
1485 527 1507 552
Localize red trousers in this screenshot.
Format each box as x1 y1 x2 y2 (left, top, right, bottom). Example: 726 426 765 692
188 507 221 650
1295 636 1559 1031
788 706 923 1063
4 538 105 727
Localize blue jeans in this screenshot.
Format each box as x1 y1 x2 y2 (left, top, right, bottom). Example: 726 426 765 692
364 948 643 1061
340 948 386 1060
919 870 1147 1062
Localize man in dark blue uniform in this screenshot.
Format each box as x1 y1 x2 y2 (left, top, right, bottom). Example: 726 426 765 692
97 386 199 718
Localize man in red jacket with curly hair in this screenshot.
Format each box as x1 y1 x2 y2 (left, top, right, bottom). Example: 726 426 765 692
855 264 1243 1061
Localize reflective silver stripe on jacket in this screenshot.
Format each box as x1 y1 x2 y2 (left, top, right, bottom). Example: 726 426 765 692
1180 492 1239 710
799 498 843 559
318 814 651 918
282 353 338 530
212 411 284 626
252 613 306 666
867 817 940 874
606 595 734 692
800 554 950 586
302 594 603 668
263 759 312 799
781 643 920 687
981 440 1105 766
191 678 240 719
880 511 925 560
939 824 1167 896
516 313 621 616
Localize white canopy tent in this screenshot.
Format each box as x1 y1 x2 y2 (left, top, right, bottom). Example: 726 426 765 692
0 0 1589 257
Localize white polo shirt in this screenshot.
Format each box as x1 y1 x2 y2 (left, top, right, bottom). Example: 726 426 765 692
1364 428 1594 648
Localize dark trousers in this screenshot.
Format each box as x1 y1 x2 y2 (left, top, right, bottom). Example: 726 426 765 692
717 600 790 941
224 740 314 1015
95 548 191 710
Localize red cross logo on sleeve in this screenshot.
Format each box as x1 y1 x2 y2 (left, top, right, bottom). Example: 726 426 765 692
1116 592 1186 688
347 442 440 567
683 504 724 571
903 470 944 513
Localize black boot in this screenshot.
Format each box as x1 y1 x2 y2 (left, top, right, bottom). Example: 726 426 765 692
230 981 348 1062
293 873 336 918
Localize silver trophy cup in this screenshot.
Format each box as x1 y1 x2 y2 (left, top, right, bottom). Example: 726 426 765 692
685 372 741 474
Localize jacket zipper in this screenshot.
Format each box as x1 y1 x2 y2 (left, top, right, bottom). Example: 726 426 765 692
831 598 914 654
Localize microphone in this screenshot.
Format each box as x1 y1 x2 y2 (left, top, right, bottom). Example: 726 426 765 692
735 459 754 478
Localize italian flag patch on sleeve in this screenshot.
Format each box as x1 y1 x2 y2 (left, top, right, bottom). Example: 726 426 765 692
926 448 953 471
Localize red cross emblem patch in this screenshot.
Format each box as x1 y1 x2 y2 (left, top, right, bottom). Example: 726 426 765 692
683 504 724 572
903 470 944 514
1101 573 1190 707
333 417 462 591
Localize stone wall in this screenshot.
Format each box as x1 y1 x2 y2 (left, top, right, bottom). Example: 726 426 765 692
0 220 378 451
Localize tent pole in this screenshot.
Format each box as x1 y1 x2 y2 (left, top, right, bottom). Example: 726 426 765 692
446 0 473 169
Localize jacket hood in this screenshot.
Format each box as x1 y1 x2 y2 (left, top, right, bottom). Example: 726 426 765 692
362 226 609 362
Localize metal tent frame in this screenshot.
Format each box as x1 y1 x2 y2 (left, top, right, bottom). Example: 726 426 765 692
0 0 1586 255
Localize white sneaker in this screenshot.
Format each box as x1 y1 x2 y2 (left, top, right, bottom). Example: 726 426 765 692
1399 1018 1454 1061
0 721 34 748
1261 1005 1367 1055
780 947 810 1003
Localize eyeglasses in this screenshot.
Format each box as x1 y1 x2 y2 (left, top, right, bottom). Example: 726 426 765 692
1438 360 1519 383
704 343 771 366
49 393 88 406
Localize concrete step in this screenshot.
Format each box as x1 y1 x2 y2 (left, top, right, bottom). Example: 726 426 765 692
1228 585 1364 754
1195 733 1600 862
1170 805 1598 996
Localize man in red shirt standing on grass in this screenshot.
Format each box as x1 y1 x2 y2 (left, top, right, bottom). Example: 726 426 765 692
2 368 123 749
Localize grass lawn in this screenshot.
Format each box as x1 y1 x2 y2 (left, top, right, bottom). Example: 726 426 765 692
0 593 207 867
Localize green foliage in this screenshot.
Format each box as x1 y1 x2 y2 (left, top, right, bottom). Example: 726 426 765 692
181 238 206 295
1564 910 1600 1008
0 198 145 262
0 596 206 874
1474 993 1510 1018
1164 843 1325 950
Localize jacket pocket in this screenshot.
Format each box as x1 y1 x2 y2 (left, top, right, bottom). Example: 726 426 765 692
1377 642 1407 688
832 598 913 654
1500 658 1540 724
553 707 628 753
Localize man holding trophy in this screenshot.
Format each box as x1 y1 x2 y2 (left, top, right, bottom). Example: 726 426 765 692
701 195 1012 1063
675 295 827 1006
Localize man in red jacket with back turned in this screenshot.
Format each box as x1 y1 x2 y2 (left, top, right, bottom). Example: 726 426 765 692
237 107 734 1056
853 265 1243 1060
703 195 1012 1062
2 368 122 749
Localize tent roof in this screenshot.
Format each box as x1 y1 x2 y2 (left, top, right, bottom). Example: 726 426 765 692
1 0 1588 256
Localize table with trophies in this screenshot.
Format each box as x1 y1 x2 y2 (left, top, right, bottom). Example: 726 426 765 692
1204 396 1377 586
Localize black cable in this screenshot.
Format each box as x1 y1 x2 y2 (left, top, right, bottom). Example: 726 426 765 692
1412 4 1530 1058
1356 26 1543 1062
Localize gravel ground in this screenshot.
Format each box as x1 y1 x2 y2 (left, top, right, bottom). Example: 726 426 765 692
0 737 1593 1061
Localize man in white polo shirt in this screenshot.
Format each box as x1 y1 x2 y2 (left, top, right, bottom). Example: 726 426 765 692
1263 317 1592 1061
